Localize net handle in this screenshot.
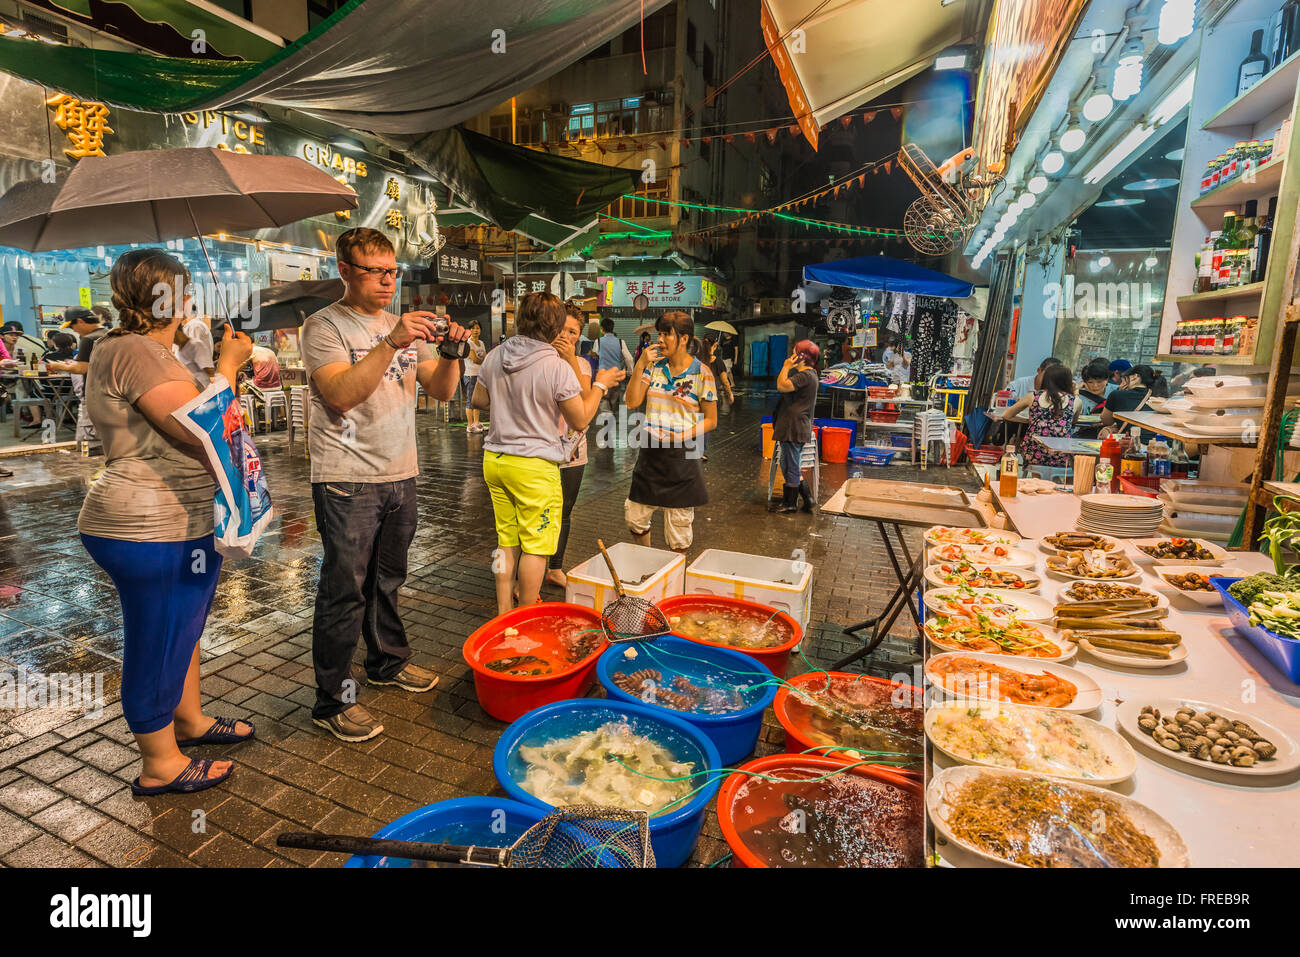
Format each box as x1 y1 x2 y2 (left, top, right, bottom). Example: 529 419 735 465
596 539 627 598
276 831 507 866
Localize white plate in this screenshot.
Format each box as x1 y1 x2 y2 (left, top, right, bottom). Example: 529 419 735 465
923 587 1054 622
927 766 1190 868
1129 537 1229 566
1056 581 1169 610
926 699 1137 785
924 563 1042 592
925 651 1102 712
1044 557 1142 582
1153 566 1249 606
1076 522 1163 539
1116 698 1300 778
1185 396 1270 410
1077 637 1188 669
927 543 1038 568
1037 532 1121 555
924 526 1022 547
1080 493 1166 511
925 616 1074 661
1182 409 1262 426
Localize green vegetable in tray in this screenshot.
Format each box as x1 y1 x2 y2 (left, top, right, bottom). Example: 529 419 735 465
1228 573 1300 608
1248 591 1300 640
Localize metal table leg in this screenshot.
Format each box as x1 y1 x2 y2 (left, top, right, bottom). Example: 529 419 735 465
831 521 926 670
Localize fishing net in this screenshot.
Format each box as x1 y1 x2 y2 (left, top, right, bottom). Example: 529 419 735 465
597 538 672 643
508 805 655 868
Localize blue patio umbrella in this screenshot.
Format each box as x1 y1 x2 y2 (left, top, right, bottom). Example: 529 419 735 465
802 255 973 299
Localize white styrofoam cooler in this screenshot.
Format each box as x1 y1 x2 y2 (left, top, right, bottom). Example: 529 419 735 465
565 542 685 612
684 548 814 631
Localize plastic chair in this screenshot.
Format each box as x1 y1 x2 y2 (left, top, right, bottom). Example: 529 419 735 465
238 394 257 432
288 386 309 449
263 389 289 431
766 441 821 501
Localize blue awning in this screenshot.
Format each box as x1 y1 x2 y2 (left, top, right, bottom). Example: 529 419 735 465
803 255 973 299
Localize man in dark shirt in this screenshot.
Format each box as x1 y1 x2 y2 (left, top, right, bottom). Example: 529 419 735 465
773 340 821 513
48 307 108 452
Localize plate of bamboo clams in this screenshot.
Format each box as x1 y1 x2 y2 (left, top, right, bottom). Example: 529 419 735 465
1053 597 1186 669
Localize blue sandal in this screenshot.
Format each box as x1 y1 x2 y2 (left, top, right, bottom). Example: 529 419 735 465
130 757 233 796
177 716 256 747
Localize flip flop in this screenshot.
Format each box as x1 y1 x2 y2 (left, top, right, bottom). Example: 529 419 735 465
130 757 233 796
176 716 256 747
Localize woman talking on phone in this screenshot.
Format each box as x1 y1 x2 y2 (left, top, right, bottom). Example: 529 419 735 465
623 311 717 553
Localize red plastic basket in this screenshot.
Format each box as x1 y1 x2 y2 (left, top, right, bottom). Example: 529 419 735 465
869 409 901 423
867 386 900 399
967 445 1003 464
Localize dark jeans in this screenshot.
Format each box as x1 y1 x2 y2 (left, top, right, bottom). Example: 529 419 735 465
779 441 804 486
549 463 586 569
311 478 418 718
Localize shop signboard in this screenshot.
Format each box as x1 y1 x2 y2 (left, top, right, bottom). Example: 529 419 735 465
436 244 481 284
598 275 728 310
972 0 1087 174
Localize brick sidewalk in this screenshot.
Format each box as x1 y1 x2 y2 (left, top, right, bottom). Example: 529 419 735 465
0 391 969 867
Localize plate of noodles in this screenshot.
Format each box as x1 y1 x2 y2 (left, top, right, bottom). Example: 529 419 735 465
927 766 1189 868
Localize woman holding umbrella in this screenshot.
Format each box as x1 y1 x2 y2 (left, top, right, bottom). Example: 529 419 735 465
624 311 717 552
77 248 256 796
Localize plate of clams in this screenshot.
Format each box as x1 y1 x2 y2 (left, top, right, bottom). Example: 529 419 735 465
1115 699 1300 778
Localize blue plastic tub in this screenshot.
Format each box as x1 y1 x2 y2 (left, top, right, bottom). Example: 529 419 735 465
493 699 722 868
1210 577 1300 682
596 637 776 765
813 416 858 449
341 797 545 868
848 446 897 466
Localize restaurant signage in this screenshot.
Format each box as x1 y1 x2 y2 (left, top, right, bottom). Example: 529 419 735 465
598 275 728 310
436 244 481 284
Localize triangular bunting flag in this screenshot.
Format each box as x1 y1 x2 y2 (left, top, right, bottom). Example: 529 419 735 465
744 132 756 143
840 116 853 129
891 107 903 121
864 111 877 124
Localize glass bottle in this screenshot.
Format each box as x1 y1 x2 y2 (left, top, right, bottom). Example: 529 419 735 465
1239 29 1269 97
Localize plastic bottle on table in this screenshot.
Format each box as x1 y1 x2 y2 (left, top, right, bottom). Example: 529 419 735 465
1148 436 1171 478
1099 435 1123 493
999 444 1019 499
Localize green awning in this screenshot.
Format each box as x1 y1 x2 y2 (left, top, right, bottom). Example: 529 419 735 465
43 0 282 60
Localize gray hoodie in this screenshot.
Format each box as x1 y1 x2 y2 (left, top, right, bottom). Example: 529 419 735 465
478 336 581 462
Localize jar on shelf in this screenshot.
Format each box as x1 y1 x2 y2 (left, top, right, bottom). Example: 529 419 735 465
1222 317 1238 355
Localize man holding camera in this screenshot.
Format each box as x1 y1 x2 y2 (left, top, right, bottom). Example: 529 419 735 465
302 228 469 741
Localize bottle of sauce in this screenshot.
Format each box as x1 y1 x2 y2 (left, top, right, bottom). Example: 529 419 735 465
1100 435 1123 493
999 444 1019 499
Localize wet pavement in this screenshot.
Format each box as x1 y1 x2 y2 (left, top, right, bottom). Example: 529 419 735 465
0 388 973 867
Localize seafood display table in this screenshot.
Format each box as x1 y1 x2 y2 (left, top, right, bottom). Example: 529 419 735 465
930 490 1299 867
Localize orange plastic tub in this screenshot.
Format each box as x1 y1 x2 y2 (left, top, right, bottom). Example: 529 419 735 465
821 426 851 463
657 594 801 677
772 671 923 777
462 603 606 722
761 422 775 459
716 754 923 867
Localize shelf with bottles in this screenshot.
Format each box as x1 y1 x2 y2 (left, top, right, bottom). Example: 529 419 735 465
1205 42 1300 130
1192 154 1285 212
1176 281 1265 304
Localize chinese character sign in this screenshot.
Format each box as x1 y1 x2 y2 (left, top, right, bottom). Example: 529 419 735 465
599 276 725 309
384 177 401 200
437 244 481 284
47 93 114 159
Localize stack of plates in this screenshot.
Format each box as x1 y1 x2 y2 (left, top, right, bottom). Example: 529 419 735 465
1077 493 1164 537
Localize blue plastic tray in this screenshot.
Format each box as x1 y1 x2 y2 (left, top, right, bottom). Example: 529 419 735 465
1209 576 1300 682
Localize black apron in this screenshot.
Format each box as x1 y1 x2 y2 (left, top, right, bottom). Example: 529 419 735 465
629 445 708 508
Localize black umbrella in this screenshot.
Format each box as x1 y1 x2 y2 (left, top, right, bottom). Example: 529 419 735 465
231 279 344 332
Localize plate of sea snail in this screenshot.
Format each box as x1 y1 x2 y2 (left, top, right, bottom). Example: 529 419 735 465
1115 699 1300 777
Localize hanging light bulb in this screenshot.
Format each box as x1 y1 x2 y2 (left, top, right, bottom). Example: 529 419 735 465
1042 151 1066 175
1020 192 1038 209
1028 175 1049 194
1113 36 1145 101
1083 73 1114 122
1158 0 1195 45
1060 120 1087 154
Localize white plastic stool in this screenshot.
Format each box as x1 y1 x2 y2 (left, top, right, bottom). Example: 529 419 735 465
263 389 288 431
238 394 257 432
288 386 309 449
766 441 820 501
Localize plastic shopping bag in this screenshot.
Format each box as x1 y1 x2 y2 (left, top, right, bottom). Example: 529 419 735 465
172 374 274 558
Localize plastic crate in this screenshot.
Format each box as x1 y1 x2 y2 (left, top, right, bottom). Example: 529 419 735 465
867 386 900 399
1211 576 1300 682
566 542 685 612
1119 475 1163 498
967 445 1003 464
685 548 814 630
889 432 913 449
869 409 901 423
849 446 898 466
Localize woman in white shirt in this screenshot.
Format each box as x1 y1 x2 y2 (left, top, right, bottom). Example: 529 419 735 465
463 320 488 433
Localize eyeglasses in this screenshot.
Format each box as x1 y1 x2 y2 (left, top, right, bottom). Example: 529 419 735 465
342 260 403 279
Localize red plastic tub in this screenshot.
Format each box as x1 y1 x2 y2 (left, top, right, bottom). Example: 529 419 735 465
657 594 802 677
772 671 923 777
462 603 606 722
821 426 852 463
716 754 923 867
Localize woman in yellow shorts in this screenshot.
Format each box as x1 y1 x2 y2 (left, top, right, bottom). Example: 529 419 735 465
473 293 623 614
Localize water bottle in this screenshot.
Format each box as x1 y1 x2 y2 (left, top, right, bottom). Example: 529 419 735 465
1149 436 1172 478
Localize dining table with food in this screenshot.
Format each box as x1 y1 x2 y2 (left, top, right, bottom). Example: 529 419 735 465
918 490 1299 869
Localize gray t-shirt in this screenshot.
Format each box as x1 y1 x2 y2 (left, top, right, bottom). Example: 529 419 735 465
479 336 580 463
301 301 435 483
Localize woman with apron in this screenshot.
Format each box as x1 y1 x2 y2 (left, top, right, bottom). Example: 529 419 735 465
624 311 718 553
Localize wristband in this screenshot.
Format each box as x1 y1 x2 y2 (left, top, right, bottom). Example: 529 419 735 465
382 333 400 349
593 381 608 393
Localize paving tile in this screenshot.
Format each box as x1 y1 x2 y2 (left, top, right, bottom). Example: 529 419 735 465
30 797 111 842
2 832 99 867
16 749 81 783
0 776 63 816
71 737 137 773
0 806 41 855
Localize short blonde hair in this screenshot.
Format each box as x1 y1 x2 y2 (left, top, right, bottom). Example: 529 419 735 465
336 227 394 263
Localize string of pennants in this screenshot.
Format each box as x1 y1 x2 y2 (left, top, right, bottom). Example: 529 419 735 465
534 107 904 154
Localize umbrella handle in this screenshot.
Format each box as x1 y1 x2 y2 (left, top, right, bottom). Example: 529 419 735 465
596 539 626 598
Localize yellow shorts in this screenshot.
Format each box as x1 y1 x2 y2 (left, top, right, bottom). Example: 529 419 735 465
483 452 562 555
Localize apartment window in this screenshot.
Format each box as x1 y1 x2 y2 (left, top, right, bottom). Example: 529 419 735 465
582 40 614 60
702 44 714 84
604 178 671 221
687 20 697 61
568 103 596 139
619 7 676 53
489 114 512 142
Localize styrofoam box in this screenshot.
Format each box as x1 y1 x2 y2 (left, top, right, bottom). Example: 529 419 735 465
685 548 814 631
566 542 685 613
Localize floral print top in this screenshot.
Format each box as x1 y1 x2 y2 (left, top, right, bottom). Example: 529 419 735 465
1024 390 1078 466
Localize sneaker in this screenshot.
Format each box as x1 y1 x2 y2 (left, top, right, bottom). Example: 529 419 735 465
313 704 384 742
369 662 440 692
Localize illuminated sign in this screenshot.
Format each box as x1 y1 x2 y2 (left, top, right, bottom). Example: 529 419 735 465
47 93 113 159
179 110 266 153
600 276 728 310
300 143 368 178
